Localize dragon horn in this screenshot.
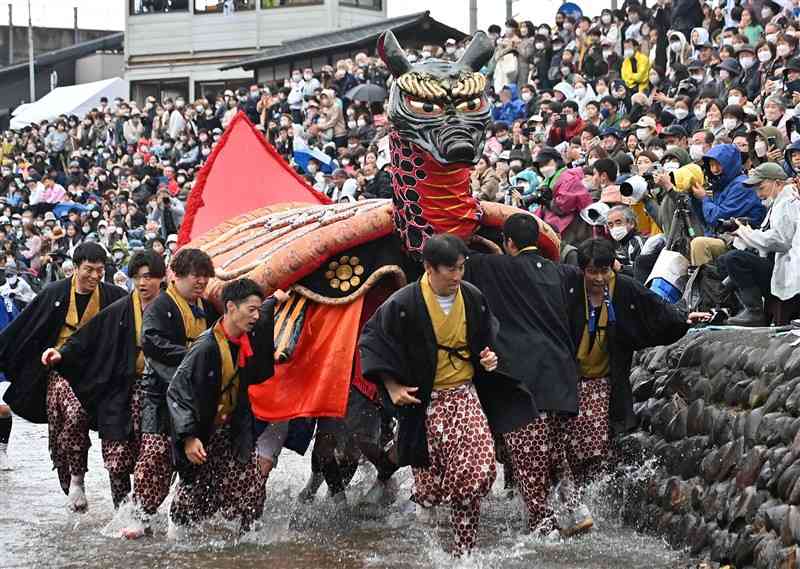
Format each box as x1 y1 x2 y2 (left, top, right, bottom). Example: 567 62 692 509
456 31 494 72
377 31 412 78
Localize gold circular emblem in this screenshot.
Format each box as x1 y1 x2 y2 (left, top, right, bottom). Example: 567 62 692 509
336 264 354 280
324 270 335 280
350 276 361 287
340 280 351 293
354 265 364 276
330 278 341 289
350 256 360 266
339 256 350 264
328 261 338 270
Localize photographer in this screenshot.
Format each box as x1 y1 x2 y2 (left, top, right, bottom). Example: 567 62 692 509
688 143 766 267
528 146 593 245
606 205 645 277
148 187 184 240
717 163 800 326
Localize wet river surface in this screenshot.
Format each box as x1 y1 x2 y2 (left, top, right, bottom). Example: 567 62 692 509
2 419 696 569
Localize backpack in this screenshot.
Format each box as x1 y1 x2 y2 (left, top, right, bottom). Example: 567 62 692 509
680 263 737 313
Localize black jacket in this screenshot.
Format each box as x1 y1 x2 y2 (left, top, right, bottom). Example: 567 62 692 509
57 294 140 440
464 250 578 414
167 299 275 472
140 291 218 434
562 268 689 434
359 279 537 468
0 278 126 423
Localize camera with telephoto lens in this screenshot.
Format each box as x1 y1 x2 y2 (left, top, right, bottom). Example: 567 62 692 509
718 217 750 233
620 175 652 203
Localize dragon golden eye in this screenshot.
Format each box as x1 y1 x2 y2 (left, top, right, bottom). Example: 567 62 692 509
455 97 485 113
404 96 444 116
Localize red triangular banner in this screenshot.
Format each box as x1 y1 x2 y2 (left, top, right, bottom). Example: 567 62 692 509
178 111 330 246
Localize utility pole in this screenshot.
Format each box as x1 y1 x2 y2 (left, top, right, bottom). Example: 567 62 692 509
506 0 512 21
73 6 78 45
27 0 34 103
7 3 12 66
469 0 477 34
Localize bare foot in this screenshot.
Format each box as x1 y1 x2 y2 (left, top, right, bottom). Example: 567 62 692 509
67 483 88 513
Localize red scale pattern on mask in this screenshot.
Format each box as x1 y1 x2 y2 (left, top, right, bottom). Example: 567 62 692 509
389 132 482 256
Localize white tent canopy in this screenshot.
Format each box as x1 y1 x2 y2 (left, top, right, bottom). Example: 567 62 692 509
10 77 129 129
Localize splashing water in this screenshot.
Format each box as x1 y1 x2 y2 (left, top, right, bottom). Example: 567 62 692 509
1 420 693 569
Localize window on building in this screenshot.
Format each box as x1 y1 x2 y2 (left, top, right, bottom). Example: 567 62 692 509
260 0 324 9
131 79 190 105
130 0 189 15
195 79 253 99
339 0 381 9
194 0 255 14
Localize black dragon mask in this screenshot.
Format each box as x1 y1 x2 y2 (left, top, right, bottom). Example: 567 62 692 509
377 30 494 165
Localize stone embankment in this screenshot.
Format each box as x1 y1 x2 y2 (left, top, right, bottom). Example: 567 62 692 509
619 329 800 569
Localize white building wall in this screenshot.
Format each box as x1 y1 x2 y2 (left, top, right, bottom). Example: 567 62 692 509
75 53 125 84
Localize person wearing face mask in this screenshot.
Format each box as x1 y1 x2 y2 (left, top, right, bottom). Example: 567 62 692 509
546 100 585 147
688 143 766 267
605 205 645 277
528 146 593 245
715 163 800 326
719 104 744 137
734 44 762 100
634 116 657 145
714 58 742 101
749 126 786 168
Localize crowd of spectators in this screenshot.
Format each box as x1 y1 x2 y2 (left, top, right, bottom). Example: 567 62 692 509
1 0 800 326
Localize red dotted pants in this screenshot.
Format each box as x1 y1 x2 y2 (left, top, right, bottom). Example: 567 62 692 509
412 383 496 555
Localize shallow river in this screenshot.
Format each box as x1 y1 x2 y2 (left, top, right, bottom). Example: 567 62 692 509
1 419 696 569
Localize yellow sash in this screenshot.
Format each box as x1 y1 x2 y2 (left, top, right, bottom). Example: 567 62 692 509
577 273 616 378
212 320 239 425
166 282 207 346
132 291 145 376
421 274 473 390
55 276 101 349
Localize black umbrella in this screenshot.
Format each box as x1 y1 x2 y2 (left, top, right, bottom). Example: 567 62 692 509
345 83 387 103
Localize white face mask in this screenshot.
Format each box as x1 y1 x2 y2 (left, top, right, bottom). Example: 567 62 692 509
539 164 557 178
636 128 651 141
624 48 635 58
692 73 705 83
727 95 741 106
535 42 545 50
778 44 792 57
723 118 739 131
574 87 586 98
694 105 706 120
758 50 772 63
674 108 689 120
521 92 533 102
601 14 612 25
740 56 756 69
663 161 680 172
609 225 628 241
445 46 456 54
766 34 779 44
670 41 682 53
754 139 768 157
689 144 705 161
